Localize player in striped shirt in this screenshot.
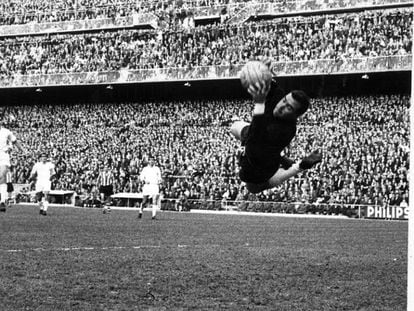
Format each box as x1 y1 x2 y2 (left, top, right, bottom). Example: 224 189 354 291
97 166 114 212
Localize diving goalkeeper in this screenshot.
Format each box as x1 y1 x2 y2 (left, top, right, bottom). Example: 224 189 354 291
230 62 322 194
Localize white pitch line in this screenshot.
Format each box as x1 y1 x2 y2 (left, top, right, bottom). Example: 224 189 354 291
0 245 172 253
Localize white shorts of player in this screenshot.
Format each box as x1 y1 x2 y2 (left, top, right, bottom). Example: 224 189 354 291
36 180 51 193
142 184 159 196
0 152 10 166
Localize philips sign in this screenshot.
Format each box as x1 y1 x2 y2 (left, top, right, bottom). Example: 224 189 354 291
366 206 408 220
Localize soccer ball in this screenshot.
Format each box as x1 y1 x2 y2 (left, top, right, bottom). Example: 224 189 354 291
239 61 272 90
103 206 111 214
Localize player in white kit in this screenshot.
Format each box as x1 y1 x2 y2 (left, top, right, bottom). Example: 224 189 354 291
139 158 162 220
0 124 23 212
30 154 55 216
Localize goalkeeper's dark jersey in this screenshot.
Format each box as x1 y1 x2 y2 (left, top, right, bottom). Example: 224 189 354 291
239 82 297 183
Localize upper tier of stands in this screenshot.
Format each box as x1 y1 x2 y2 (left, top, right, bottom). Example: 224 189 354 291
0 8 411 87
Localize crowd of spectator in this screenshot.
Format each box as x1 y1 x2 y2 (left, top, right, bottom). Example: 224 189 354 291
0 0 157 26
2 93 409 211
0 0 409 26
0 9 411 78
0 0 243 27
0 1 410 215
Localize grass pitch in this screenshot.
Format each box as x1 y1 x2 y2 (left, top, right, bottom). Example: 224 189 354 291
0 205 407 311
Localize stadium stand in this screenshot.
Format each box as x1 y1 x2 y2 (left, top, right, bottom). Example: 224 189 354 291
2 93 409 215
0 0 410 217
0 9 411 76
0 0 411 27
